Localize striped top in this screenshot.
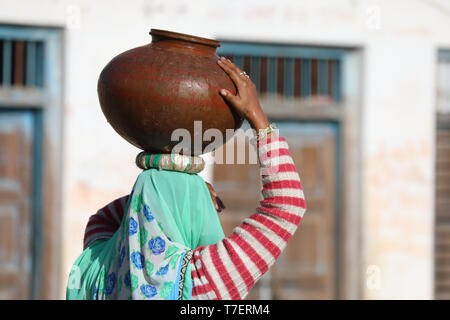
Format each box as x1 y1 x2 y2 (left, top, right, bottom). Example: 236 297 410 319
83 135 306 300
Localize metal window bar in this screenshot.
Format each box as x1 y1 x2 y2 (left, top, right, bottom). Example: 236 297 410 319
2 39 12 86
250 56 260 93
1 39 44 88
267 57 277 96
301 59 311 99
219 43 345 104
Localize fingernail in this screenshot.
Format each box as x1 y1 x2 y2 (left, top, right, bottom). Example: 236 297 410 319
220 89 227 96
221 56 226 60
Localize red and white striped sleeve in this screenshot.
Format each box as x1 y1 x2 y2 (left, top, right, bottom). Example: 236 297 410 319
83 195 129 250
190 135 306 300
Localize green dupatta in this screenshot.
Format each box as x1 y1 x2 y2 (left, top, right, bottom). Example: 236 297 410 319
66 168 225 300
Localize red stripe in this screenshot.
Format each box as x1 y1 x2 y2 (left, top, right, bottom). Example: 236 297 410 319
223 239 255 292
262 148 292 160
191 260 204 281
84 224 115 234
273 163 298 172
102 206 118 226
268 148 291 157
260 164 298 177
85 216 116 230
263 179 303 190
249 214 292 242
240 223 281 259
229 233 268 275
261 196 306 208
257 135 285 147
192 283 213 296
192 247 223 300
256 206 302 225
259 148 290 162
84 224 115 237
113 199 125 224
84 226 115 241
89 210 114 226
208 245 241 299
191 261 216 298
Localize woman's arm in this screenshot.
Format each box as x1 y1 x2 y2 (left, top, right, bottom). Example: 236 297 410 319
190 135 305 300
189 57 306 300
83 195 129 249
83 187 223 249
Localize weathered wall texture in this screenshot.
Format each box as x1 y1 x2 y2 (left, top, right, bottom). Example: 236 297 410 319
1 0 449 299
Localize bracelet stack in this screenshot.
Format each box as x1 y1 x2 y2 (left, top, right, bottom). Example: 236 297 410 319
256 123 278 141
136 152 205 174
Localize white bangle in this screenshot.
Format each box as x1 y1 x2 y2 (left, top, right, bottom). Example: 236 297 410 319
256 123 277 141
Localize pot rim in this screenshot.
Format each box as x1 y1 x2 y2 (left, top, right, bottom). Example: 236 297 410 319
150 28 221 48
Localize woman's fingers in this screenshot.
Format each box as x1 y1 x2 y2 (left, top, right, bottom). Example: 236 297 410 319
223 58 251 85
205 182 220 212
224 58 246 78
216 196 226 211
217 59 242 86
219 88 239 106
217 57 249 89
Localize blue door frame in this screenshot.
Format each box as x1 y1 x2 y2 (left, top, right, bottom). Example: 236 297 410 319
0 25 63 299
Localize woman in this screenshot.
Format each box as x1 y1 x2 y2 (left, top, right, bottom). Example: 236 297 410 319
67 57 306 300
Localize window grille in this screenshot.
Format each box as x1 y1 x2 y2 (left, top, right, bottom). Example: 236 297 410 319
0 39 44 87
218 42 345 104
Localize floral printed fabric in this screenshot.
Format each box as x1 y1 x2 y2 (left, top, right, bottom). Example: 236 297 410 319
90 188 193 300
67 168 225 300
75 186 192 300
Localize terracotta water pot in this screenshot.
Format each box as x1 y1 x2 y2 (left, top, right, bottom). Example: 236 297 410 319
97 29 243 155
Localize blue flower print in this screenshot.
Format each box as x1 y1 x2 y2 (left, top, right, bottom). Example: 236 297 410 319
156 264 169 276
124 271 131 287
118 246 126 268
105 272 116 295
129 217 138 236
148 236 166 255
140 284 157 299
131 252 145 270
93 285 99 300
143 205 154 222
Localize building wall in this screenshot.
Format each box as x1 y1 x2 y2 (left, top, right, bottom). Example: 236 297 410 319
1 0 448 299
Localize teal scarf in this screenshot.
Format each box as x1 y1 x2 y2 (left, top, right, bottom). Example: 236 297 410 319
66 169 225 300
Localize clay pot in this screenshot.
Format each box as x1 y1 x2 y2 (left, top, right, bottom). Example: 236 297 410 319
97 29 243 155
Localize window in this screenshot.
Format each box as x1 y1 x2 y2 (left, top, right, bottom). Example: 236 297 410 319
0 39 44 87
214 42 349 299
219 42 345 104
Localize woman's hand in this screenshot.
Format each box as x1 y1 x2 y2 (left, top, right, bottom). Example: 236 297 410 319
217 57 270 131
205 181 226 213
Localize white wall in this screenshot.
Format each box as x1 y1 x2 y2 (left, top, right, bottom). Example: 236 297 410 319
1 0 449 299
